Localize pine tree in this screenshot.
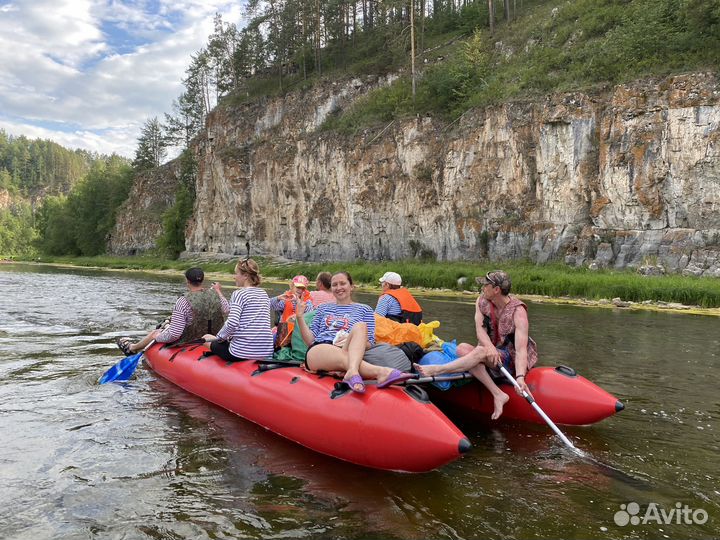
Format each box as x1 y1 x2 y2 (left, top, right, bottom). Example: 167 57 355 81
132 118 168 171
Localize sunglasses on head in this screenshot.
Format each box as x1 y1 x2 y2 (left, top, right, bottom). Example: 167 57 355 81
485 272 502 288
237 242 251 272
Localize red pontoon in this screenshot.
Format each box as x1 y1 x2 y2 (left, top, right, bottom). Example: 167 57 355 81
427 365 624 426
144 343 471 473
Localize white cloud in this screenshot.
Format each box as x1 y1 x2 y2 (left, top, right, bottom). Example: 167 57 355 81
0 0 241 158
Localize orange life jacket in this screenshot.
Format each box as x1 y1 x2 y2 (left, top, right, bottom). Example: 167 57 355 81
383 288 423 325
280 289 311 323
275 289 313 349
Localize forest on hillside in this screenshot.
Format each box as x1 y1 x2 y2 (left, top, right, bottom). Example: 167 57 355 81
158 0 719 142
0 131 133 257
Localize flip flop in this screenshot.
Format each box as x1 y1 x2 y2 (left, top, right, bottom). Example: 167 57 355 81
343 374 366 394
377 369 414 389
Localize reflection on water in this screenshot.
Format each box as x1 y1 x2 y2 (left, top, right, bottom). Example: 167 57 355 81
0 263 718 539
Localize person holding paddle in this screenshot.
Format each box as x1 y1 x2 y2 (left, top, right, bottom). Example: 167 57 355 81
116 267 228 355
414 270 538 420
295 271 411 393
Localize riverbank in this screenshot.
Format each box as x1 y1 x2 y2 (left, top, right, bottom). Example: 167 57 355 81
9 255 720 316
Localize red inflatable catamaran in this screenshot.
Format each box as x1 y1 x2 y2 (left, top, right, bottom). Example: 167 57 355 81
144 343 471 473
144 344 623 472
428 365 625 426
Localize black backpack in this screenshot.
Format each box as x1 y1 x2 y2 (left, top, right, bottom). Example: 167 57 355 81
398 342 424 364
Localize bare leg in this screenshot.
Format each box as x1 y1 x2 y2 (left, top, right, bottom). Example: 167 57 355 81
128 329 159 353
414 345 486 376
343 323 368 386
306 330 395 390
358 361 394 383
414 344 509 420
306 343 349 372
470 362 509 420
306 343 367 392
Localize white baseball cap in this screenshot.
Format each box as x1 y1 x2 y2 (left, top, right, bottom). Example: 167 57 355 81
379 271 402 286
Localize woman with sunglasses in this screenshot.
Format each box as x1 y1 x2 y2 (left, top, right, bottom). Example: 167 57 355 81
202 258 274 362
415 270 538 420
294 271 410 393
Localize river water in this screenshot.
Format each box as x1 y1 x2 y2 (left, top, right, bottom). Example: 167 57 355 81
0 264 717 539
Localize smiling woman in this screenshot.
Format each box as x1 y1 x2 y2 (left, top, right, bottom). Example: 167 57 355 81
295 271 411 392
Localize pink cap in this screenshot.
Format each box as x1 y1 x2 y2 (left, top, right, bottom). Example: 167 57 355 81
292 275 309 288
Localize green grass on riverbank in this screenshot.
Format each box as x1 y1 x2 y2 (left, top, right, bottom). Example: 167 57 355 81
20 255 720 308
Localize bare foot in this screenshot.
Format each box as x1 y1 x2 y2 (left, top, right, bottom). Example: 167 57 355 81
413 362 443 377
491 392 510 420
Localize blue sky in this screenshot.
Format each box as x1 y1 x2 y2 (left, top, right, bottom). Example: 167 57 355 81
0 0 243 157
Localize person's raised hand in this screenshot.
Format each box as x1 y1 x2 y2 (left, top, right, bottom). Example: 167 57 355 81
296 298 307 317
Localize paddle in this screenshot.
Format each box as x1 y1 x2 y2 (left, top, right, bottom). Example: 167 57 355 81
403 372 475 385
98 339 156 384
499 365 582 455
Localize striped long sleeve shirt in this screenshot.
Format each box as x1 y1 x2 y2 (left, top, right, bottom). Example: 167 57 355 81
374 294 402 318
216 287 274 359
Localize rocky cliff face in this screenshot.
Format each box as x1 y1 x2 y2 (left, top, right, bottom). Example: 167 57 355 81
110 72 720 276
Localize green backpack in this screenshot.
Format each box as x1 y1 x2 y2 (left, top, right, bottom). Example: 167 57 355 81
273 311 316 363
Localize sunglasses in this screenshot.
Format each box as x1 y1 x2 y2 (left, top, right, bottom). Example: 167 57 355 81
485 272 502 288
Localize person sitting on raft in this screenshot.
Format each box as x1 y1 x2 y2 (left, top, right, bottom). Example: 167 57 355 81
270 274 314 323
202 258 274 362
309 271 335 306
117 267 228 355
414 270 538 420
375 271 423 325
295 271 411 393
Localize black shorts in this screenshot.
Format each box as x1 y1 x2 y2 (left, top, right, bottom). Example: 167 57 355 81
210 339 246 363
303 340 334 371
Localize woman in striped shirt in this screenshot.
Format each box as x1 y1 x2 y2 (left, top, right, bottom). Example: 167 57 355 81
295 271 411 393
203 258 274 362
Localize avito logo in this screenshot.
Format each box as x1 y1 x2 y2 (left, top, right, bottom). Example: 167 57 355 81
614 502 708 527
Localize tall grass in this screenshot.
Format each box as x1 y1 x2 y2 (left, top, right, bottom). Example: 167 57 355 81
26 255 720 308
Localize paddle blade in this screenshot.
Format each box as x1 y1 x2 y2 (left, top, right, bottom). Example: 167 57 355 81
98 352 142 384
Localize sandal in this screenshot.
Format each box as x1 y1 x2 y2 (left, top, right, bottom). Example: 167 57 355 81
116 337 134 356
343 373 366 394
377 369 415 389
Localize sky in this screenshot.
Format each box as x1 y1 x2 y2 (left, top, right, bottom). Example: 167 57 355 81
0 0 244 158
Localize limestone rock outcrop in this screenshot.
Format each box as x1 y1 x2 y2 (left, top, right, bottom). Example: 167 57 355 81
108 161 182 255
110 72 720 276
